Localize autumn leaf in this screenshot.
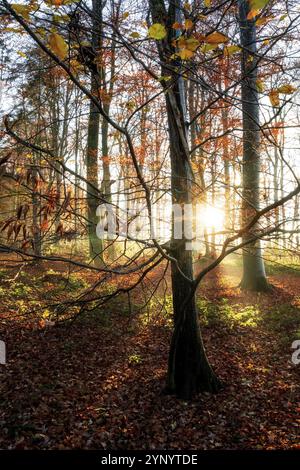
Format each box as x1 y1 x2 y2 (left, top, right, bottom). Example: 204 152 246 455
256 79 265 92
205 32 229 44
269 90 280 107
130 32 140 39
148 23 167 40
46 0 80 4
2 27 24 34
176 36 199 51
183 2 191 11
40 220 49 232
158 75 171 82
200 43 218 53
204 0 211 7
175 36 200 60
48 32 68 60
178 48 194 60
250 0 270 8
224 45 241 56
11 4 31 21
17 51 27 59
277 84 297 94
247 0 270 20
256 16 273 26
184 19 193 30
36 27 47 37
185 37 200 51
45 0 65 6
247 9 259 20
172 22 183 30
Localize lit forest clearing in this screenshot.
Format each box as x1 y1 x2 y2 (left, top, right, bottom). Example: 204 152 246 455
1 0 300 456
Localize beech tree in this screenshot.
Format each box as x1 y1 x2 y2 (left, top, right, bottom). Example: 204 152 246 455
238 0 269 291
85 0 104 266
149 0 220 398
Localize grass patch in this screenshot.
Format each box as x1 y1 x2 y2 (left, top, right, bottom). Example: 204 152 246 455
0 282 33 299
198 298 260 328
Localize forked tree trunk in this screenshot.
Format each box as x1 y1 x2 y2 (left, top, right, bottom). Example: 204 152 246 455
150 0 220 399
239 0 269 291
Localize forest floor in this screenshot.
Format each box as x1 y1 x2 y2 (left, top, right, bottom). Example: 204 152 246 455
0 253 300 449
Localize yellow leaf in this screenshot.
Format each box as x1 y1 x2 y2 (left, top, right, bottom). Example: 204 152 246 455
70 59 83 72
204 0 211 7
36 27 47 37
256 79 265 92
224 45 241 55
122 12 129 19
130 31 140 38
3 27 24 33
256 16 273 26
148 23 167 40
185 37 200 51
17 51 27 58
205 32 229 44
178 48 194 60
269 90 279 107
184 19 193 30
12 4 31 21
250 0 270 8
176 36 199 52
48 32 68 60
277 84 297 94
183 2 191 11
200 43 218 53
158 75 171 82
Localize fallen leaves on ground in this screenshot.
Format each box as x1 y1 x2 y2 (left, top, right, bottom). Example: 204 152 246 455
0 256 299 449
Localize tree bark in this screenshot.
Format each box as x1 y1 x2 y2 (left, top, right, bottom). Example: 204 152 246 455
150 0 220 399
86 0 104 266
239 0 269 291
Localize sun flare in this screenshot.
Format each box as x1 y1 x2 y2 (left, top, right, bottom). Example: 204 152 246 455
199 205 225 231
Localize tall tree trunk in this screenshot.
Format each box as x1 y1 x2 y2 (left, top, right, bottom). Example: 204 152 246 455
150 0 220 399
280 148 286 249
221 98 231 230
293 194 299 249
239 0 269 291
274 141 279 228
32 160 42 257
74 92 80 234
86 0 104 266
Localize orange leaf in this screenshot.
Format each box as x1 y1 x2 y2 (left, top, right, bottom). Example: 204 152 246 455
205 32 228 44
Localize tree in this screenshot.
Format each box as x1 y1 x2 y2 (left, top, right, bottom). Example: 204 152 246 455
238 0 270 291
149 0 220 398
86 0 105 266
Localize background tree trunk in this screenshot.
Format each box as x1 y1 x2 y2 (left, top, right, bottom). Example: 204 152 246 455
239 0 269 291
86 0 104 266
